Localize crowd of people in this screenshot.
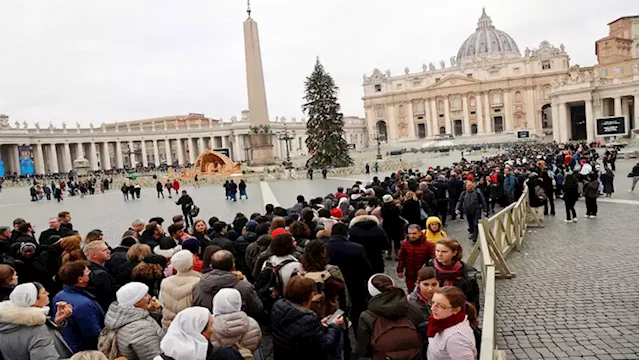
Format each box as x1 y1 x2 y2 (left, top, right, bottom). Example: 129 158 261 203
0 141 632 360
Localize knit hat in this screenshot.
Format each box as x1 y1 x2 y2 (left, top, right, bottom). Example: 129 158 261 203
382 194 393 204
330 208 343 219
182 237 200 255
116 282 149 307
144 254 168 268
367 274 395 297
171 250 195 272
121 236 137 247
245 220 258 232
466 174 474 181
9 283 38 307
149 217 164 225
213 288 242 316
271 228 289 238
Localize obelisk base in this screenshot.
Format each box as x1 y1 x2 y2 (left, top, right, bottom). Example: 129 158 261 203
249 133 275 166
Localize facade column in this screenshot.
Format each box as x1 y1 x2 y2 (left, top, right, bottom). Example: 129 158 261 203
176 138 185 165
558 102 569 143
102 142 112 170
49 144 59 173
115 141 124 169
188 138 196 164
153 140 160 166
89 142 99 171
585 99 595 143
141 140 149 167
76 142 84 159
503 90 513 132
429 98 438 135
221 135 228 149
443 97 452 134
614 96 623 117
12 145 21 175
406 102 416 139
63 143 72 172
198 138 205 154
422 99 430 137
526 88 536 130
484 92 492 133
387 104 398 141
164 139 173 165
462 95 470 135
634 94 639 129
551 101 560 142
35 143 45 174
476 92 484 134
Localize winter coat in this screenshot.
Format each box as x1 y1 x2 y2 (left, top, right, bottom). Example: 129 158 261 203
584 180 600 199
397 234 435 279
191 269 263 316
234 231 256 275
87 261 118 313
431 181 450 202
456 189 487 214
326 235 372 313
159 270 202 328
355 288 426 359
424 216 446 243
192 232 211 255
105 245 130 278
402 199 422 227
381 202 405 242
211 311 262 352
600 171 614 194
0 301 72 360
101 302 164 360
270 299 342 360
209 235 236 256
563 174 580 202
244 234 271 281
38 228 67 246
348 215 389 274
503 173 517 193
447 177 464 203
251 244 303 280
408 286 432 317
52 285 105 353
139 231 161 250
527 177 545 208
0 285 14 302
428 259 480 312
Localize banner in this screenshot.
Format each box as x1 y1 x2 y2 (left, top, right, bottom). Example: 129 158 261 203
516 130 530 139
18 145 35 175
596 116 627 136
214 148 231 159
0 159 4 177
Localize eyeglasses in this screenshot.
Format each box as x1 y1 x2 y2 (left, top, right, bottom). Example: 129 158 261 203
431 303 452 310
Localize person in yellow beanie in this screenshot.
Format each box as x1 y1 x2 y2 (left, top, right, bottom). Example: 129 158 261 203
424 216 446 243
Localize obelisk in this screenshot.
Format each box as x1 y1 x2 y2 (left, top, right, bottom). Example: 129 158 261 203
244 1 275 165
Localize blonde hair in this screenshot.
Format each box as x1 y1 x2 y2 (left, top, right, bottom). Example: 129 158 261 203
82 240 107 259
127 244 152 262
405 191 417 201
70 351 107 360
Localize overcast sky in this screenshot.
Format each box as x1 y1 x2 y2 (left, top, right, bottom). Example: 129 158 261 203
0 0 637 126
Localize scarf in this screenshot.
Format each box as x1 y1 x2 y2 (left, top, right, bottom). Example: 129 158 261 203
433 260 463 286
427 310 466 337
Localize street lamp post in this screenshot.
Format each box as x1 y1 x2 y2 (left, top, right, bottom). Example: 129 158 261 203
276 123 296 169
371 132 385 160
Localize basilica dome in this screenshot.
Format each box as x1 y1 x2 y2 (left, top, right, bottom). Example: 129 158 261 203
456 9 521 61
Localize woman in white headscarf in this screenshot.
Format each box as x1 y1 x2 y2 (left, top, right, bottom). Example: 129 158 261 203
154 307 243 360
0 282 73 360
210 288 262 352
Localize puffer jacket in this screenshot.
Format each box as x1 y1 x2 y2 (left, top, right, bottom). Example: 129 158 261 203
355 288 426 359
270 299 342 360
234 231 257 275
348 214 389 274
0 301 72 360
244 234 271 281
102 302 165 360
211 311 262 352
424 216 446 243
397 233 435 279
159 270 202 328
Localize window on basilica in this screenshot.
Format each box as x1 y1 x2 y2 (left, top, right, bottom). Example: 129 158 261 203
541 60 551 70
452 96 461 110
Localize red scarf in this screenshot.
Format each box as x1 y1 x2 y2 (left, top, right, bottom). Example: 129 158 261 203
427 310 466 337
433 260 463 286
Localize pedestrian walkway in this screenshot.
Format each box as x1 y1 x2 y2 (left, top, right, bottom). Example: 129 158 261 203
495 201 639 359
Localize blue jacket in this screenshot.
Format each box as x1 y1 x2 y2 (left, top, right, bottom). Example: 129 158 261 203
52 285 105 353
503 173 517 193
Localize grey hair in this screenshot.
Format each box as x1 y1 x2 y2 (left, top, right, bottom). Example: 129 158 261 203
131 218 146 227
438 175 447 182
408 224 422 231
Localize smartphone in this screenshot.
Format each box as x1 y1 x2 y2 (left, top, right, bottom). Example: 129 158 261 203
327 309 344 324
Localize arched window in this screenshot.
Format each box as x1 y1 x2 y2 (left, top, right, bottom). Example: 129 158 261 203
439 126 446 134
471 124 478 134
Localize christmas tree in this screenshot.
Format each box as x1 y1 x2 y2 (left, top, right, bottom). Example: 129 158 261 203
303 58 354 168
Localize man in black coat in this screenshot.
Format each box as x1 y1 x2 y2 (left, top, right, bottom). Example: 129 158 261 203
84 240 117 312
38 216 68 245
430 175 450 227
175 190 195 229
348 213 389 274
104 236 136 278
58 211 73 233
14 222 37 245
447 172 464 221
139 222 163 249
9 218 26 244
325 223 372 332
209 221 236 255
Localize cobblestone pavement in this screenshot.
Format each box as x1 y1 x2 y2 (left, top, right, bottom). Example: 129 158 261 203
495 200 639 360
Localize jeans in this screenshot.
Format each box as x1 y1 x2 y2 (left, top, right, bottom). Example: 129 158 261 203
466 210 481 242
123 193 128 201
157 190 164 198
564 199 577 220
544 192 555 215
327 327 344 360
437 201 449 227
183 211 193 229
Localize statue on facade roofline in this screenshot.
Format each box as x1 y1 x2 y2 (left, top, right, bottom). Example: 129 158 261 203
62 122 67 129
560 43 565 52
76 122 81 129
385 69 391 78
422 63 427 72
439 60 445 69
34 122 40 130
404 66 409 75
23 121 28 129
450 56 456 66
429 62 436 71
524 47 530 57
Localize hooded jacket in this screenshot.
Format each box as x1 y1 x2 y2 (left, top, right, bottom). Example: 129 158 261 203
191 269 263 316
233 231 257 275
0 301 72 360
51 285 105 353
244 234 271 281
159 270 202 328
211 311 262 352
424 216 447 243
102 302 164 360
348 215 389 274
355 288 426 358
397 233 435 278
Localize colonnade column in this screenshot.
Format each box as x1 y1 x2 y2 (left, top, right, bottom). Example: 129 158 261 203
614 96 623 117
585 99 595 143
407 102 416 139
526 88 536 130
429 98 438 135
188 138 196 164
141 140 149 167
484 93 492 133
115 141 124 169
386 104 398 141
198 138 205 154
128 141 136 167
476 92 484 134
102 142 112 170
221 136 228 150
551 101 560 143
462 95 470 135
153 140 160 167
443 97 452 134
176 138 185 165
63 143 72 172
49 144 59 173
76 142 84 159
164 139 172 165
503 91 512 132
89 142 99 171
35 143 45 174
558 102 569 143
9 145 20 175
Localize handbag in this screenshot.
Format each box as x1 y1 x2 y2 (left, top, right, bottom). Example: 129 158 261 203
189 205 200 217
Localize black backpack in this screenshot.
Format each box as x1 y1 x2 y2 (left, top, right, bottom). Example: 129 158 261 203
253 259 296 314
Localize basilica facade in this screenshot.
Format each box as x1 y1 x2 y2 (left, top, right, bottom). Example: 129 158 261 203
362 10 639 144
